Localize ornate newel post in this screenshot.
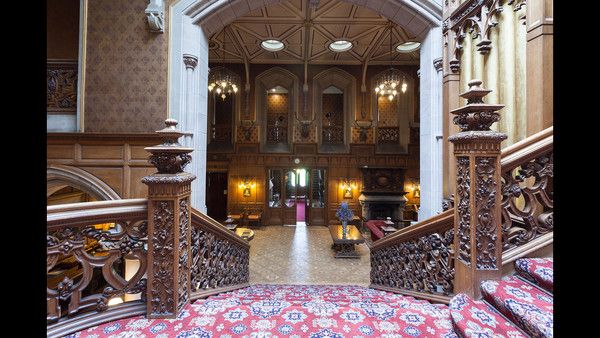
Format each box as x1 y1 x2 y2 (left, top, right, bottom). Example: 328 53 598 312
449 80 506 299
142 119 196 318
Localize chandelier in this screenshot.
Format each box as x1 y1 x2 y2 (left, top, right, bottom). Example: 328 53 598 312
373 22 407 101
208 25 239 100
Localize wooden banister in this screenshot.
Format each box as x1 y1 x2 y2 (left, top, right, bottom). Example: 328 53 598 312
47 199 148 229
191 208 250 248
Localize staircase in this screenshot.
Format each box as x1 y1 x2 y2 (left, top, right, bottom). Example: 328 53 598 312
72 284 458 337
450 257 554 337
68 258 553 337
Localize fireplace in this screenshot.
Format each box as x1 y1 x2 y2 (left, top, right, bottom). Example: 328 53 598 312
358 167 408 222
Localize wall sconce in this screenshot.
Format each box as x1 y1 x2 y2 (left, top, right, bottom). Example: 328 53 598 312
340 178 357 199
238 175 256 198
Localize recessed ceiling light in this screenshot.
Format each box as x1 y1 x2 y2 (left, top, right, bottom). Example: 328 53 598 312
261 39 285 52
396 41 421 53
329 40 353 52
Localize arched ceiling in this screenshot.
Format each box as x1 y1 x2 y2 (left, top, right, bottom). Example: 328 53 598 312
208 0 420 66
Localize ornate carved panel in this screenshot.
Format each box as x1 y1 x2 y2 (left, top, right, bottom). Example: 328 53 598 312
211 124 233 144
377 127 400 144
190 227 249 292
456 156 471 265
47 218 148 322
475 157 498 269
361 167 406 194
322 126 344 144
371 229 455 296
177 198 190 311
47 61 78 113
501 152 553 251
150 200 175 316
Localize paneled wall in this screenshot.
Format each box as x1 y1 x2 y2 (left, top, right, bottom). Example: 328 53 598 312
47 133 162 199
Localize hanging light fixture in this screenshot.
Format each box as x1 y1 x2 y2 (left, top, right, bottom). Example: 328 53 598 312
208 25 239 100
373 22 408 101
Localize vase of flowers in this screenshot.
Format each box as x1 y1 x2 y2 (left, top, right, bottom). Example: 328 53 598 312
336 202 354 234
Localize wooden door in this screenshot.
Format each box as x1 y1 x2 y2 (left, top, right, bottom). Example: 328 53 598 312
283 169 297 225
309 168 326 226
206 172 228 222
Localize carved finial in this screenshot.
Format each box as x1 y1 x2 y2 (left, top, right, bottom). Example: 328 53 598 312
145 119 193 174
449 80 505 132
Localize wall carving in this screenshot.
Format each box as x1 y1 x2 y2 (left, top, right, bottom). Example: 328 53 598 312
475 157 498 269
47 61 78 113
370 228 455 296
150 200 175 316
456 156 471 265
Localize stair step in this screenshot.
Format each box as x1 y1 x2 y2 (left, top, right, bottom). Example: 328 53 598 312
515 258 553 293
449 293 528 337
481 276 553 337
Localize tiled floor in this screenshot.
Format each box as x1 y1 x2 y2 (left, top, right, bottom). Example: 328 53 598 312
248 225 371 286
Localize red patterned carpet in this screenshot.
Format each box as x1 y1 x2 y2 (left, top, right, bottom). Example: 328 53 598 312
68 285 458 337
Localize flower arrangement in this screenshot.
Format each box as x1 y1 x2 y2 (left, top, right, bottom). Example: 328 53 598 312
335 202 354 222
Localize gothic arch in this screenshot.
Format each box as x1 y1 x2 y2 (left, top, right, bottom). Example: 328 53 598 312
312 67 356 153
47 164 121 200
254 67 300 152
370 68 416 153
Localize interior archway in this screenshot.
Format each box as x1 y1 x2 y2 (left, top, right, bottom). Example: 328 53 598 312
47 164 121 201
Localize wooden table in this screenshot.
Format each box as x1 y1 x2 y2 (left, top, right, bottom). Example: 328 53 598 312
328 224 365 258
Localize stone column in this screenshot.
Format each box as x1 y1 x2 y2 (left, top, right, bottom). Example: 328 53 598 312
419 26 443 220
143 119 196 318
450 80 507 299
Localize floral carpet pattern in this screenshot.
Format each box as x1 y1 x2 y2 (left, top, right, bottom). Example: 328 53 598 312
69 285 457 337
514 258 553 293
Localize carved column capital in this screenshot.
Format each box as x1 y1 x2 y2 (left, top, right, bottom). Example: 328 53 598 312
183 54 198 70
450 80 507 299
145 0 164 33
433 57 443 73
416 69 421 78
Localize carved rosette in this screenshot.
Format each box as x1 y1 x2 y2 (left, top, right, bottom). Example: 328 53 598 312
370 228 455 296
150 201 175 316
475 157 498 269
456 157 471 265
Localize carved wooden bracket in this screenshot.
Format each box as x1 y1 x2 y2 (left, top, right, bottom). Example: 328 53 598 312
449 80 507 299
445 0 527 72
145 0 164 33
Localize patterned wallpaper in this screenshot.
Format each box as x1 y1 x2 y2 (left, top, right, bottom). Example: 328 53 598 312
84 0 171 132
236 126 259 143
351 127 374 144
377 96 398 127
293 124 317 143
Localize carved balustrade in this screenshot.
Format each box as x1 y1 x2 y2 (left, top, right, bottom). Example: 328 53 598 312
210 124 233 143
46 199 149 336
370 210 455 302
377 127 400 144
322 126 344 144
190 210 250 299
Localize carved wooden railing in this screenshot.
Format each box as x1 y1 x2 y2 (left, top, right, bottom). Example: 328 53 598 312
377 126 400 144
370 125 553 302
370 210 455 303
210 123 233 143
322 125 344 144
190 208 250 300
46 199 148 338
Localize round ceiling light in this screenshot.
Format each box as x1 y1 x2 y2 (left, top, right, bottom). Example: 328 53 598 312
261 39 285 52
329 40 353 52
396 41 421 53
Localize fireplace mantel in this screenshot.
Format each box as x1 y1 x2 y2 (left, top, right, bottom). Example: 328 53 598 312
359 167 408 221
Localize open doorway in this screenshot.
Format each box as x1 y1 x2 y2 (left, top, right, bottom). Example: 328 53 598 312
206 172 228 222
